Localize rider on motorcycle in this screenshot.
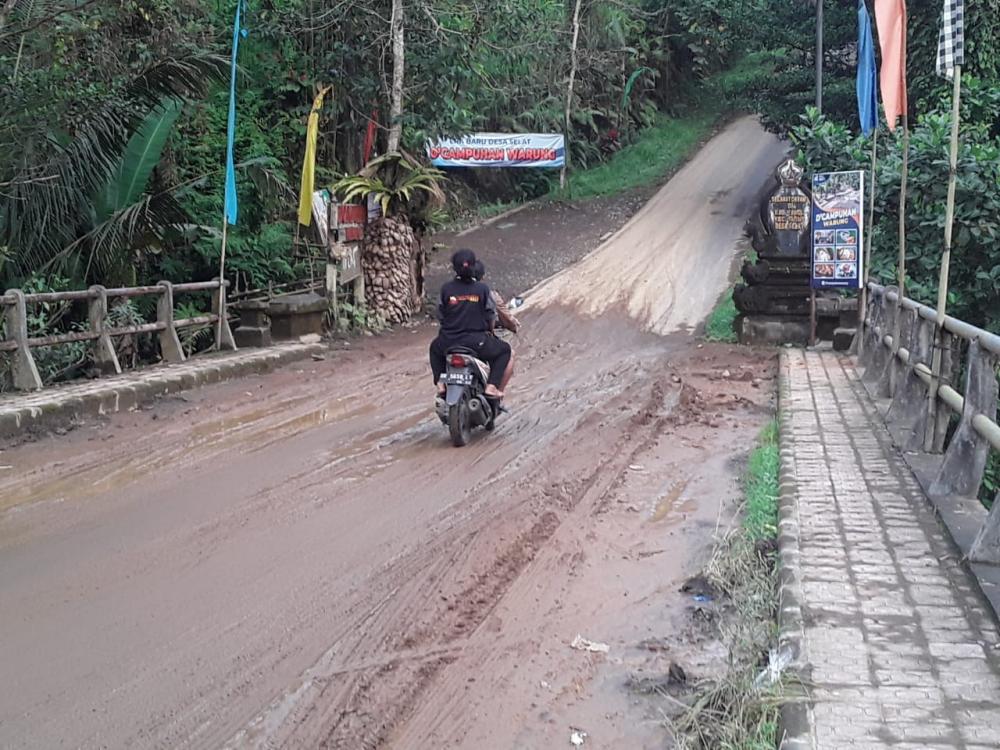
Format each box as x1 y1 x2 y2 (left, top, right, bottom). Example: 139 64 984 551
430 249 511 400
472 260 517 395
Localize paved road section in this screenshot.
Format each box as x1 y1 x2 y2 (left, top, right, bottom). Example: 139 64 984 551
0 118 786 749
781 349 1000 749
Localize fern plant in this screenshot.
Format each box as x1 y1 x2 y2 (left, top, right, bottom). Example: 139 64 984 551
332 153 445 218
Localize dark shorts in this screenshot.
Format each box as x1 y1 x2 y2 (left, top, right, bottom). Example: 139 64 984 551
430 333 512 388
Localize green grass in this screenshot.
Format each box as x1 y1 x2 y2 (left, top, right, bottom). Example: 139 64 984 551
704 292 739 343
478 200 518 219
712 50 782 100
555 105 721 200
744 420 779 540
670 421 783 749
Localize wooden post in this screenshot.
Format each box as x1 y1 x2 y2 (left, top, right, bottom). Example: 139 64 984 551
809 289 817 347
925 66 963 452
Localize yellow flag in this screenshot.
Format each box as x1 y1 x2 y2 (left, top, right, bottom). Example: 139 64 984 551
298 86 332 227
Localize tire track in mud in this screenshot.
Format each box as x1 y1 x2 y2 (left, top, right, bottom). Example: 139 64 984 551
222 350 682 749
0 117 783 750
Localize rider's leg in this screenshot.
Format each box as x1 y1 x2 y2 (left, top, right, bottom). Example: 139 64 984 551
429 337 447 394
499 350 515 393
475 337 511 398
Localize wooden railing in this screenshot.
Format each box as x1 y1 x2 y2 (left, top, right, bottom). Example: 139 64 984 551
860 283 1000 562
0 280 235 392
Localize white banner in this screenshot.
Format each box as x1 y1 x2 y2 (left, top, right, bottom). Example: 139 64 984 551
427 133 565 168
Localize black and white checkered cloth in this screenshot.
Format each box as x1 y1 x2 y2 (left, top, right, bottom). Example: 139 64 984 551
936 0 965 79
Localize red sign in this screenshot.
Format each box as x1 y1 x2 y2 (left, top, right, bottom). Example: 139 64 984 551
337 204 366 224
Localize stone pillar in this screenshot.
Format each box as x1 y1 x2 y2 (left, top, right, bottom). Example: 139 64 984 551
212 279 237 351
232 300 271 348
5 289 43 390
873 293 900 398
156 281 186 363
88 285 122 375
887 311 932 449
930 339 998 499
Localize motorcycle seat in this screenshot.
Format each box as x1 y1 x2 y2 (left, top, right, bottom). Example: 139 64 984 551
445 347 490 380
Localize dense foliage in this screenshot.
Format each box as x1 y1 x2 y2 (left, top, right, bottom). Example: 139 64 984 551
791 94 1000 332
0 0 752 296
717 0 1000 335
726 0 1000 135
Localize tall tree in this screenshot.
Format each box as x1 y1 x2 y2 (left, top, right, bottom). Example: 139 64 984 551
387 0 405 153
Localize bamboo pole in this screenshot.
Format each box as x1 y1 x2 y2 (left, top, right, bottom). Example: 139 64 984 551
891 117 909 364
815 0 824 112
924 65 963 451
935 67 961 328
216 217 229 349
858 129 878 355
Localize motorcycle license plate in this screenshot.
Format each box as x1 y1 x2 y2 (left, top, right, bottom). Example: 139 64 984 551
446 371 473 385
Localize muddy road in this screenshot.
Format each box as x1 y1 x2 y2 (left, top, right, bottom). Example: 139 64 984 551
0 117 785 749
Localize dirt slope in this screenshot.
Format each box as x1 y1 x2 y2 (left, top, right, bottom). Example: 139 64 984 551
0 117 784 749
527 115 786 334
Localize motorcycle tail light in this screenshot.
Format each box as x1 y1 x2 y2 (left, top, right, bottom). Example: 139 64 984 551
449 354 466 368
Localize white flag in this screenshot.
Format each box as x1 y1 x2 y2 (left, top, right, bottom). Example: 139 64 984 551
936 0 965 79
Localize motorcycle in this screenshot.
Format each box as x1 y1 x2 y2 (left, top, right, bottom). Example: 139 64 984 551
435 297 523 447
436 348 499 446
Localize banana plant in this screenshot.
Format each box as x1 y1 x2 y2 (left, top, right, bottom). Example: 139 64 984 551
65 98 187 282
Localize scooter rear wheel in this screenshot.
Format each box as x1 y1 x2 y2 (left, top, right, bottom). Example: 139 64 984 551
448 399 472 447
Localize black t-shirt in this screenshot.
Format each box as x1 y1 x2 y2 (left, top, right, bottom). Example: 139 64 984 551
437 278 496 338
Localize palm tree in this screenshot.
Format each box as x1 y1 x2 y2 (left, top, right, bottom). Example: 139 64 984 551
333 152 445 324
0 0 225 288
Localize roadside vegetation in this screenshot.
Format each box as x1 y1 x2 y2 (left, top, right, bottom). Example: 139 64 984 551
703 292 738 344
671 421 781 749
557 105 721 200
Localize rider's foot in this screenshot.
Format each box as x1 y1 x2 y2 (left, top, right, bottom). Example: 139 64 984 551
484 385 504 399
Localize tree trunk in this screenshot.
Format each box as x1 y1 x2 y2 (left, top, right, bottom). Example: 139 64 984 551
0 0 18 32
387 0 405 154
361 216 419 324
560 0 583 190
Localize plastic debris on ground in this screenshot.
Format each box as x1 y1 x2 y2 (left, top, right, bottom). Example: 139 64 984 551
570 635 609 653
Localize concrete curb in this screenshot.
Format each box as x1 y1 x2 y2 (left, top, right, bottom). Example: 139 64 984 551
454 201 534 237
0 343 324 441
776 349 815 750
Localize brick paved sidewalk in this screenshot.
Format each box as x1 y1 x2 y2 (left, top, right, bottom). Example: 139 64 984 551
779 349 1000 749
0 341 323 439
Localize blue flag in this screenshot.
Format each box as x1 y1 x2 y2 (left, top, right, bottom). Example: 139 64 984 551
857 0 879 137
224 0 247 226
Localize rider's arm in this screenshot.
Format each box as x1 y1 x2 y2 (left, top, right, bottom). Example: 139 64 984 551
484 287 498 332
437 288 447 321
493 292 520 333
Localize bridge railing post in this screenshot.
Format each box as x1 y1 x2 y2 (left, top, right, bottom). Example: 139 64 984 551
931 330 957 454
88 285 122 375
156 281 186 363
930 340 997 500
5 289 43 391
211 279 237 351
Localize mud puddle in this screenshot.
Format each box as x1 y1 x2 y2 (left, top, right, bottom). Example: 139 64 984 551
0 117 783 749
